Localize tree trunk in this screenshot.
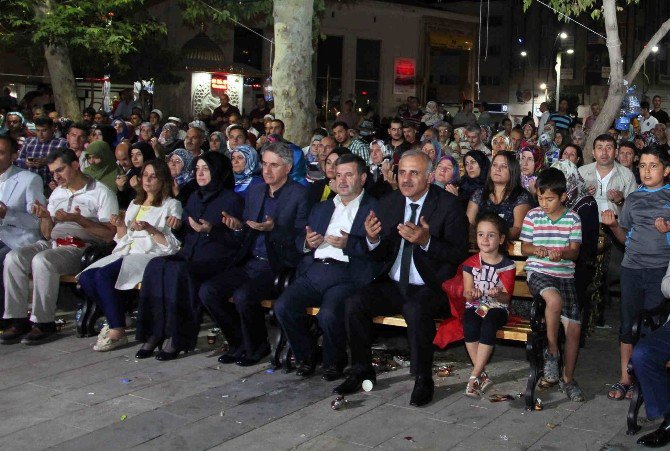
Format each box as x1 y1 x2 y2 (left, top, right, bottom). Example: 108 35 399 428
43 44 81 120
583 0 624 162
584 0 670 161
273 0 315 147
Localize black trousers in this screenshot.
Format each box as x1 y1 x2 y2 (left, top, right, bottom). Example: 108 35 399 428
346 277 449 377
199 258 275 359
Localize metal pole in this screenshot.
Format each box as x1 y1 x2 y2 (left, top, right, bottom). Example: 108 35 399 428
325 65 330 124
555 52 562 106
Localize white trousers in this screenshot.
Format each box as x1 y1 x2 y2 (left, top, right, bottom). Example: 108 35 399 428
3 241 84 323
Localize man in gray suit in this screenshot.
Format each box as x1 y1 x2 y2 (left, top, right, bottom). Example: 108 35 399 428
0 136 46 326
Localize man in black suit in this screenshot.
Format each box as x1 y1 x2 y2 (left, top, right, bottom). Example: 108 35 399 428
199 141 309 366
333 150 469 406
275 154 382 380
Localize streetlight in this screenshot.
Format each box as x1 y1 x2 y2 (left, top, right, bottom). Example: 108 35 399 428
559 32 568 40
652 45 660 53
520 50 528 57
566 49 575 54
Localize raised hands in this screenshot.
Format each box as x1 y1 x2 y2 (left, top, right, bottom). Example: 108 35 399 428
364 210 382 243
54 206 81 223
188 216 212 234
221 211 243 231
166 216 182 230
31 200 50 219
247 215 275 232
397 216 430 246
601 210 618 228
324 230 349 250
305 226 325 250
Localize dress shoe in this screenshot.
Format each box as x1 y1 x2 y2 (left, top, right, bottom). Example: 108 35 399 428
220 352 244 364
155 349 187 361
321 365 344 382
135 348 155 359
20 323 57 345
409 375 435 407
333 370 376 395
295 359 317 377
235 345 270 367
637 420 670 448
0 319 31 344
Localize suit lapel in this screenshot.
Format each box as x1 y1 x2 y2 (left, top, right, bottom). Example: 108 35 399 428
350 192 370 236
318 199 336 235
419 186 439 223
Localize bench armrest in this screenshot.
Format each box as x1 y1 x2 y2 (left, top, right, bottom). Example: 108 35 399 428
273 267 296 298
80 243 116 270
631 299 670 344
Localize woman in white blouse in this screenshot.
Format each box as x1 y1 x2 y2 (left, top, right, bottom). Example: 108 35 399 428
78 159 182 351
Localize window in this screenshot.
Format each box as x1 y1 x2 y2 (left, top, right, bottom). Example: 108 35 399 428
316 36 343 116
233 27 263 70
355 39 381 110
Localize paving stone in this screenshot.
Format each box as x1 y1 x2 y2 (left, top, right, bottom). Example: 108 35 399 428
377 418 477 449
56 394 162 432
53 410 190 450
128 368 238 404
294 434 373 450
0 418 89 450
527 425 615 450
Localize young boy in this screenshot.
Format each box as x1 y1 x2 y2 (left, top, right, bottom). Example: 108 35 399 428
521 168 584 401
602 146 670 401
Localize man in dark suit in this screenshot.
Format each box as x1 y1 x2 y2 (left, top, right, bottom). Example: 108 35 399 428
275 154 382 380
199 141 309 366
333 150 469 406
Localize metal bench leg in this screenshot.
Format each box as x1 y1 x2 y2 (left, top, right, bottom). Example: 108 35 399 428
76 296 94 337
265 309 287 370
627 364 643 435
526 295 547 410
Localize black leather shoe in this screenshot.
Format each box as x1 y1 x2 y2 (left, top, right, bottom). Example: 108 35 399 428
21 323 57 345
295 359 317 377
135 349 154 359
637 420 670 448
409 375 435 407
333 371 376 395
155 349 187 361
235 345 270 367
321 365 344 381
220 352 244 364
0 319 31 344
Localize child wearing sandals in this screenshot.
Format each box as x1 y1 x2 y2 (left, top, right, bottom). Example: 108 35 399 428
601 146 670 402
463 212 516 398
520 168 584 402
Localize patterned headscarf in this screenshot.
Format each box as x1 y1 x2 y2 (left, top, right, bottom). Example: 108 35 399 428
232 144 260 189
421 138 442 165
551 159 589 209
159 123 179 146
435 155 460 185
169 148 194 186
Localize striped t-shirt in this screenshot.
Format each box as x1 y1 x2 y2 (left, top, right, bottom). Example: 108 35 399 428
520 207 582 278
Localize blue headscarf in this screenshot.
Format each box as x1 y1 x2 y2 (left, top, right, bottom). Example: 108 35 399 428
232 144 260 190
169 148 194 186
422 138 443 166
435 155 460 187
112 118 129 147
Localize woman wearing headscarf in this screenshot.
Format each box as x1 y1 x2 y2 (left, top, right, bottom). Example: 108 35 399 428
437 122 458 157
78 159 182 351
231 144 262 198
112 119 131 147
116 142 156 209
157 123 184 156
138 122 153 143
366 139 394 198
454 149 490 208
521 122 537 147
433 155 460 189
92 124 117 148
519 145 543 197
167 148 197 206
134 152 244 360
420 139 442 167
491 134 511 156
421 101 443 129
551 159 600 337
303 134 324 164
209 131 227 155
83 141 121 193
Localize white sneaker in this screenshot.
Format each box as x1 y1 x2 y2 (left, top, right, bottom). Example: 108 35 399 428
96 325 110 344
93 334 128 352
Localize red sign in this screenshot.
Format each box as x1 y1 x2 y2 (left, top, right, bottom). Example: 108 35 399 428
394 58 416 95
211 77 228 91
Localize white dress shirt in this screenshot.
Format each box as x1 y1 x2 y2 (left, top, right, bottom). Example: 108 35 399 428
367 189 430 285
314 191 364 262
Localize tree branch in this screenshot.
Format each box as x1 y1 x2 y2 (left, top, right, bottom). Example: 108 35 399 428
625 18 670 83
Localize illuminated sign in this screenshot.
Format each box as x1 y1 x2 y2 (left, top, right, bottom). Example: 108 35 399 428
211 77 228 91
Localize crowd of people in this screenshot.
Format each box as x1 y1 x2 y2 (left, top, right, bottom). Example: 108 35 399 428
1 89 670 447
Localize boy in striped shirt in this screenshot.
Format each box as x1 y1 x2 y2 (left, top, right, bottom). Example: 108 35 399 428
521 168 584 401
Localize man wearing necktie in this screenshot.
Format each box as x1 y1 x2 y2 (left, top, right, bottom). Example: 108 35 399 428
334 150 469 406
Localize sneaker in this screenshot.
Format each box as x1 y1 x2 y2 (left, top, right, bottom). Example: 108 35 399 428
96 324 110 343
20 323 57 345
560 379 585 402
465 376 482 399
479 371 494 393
93 334 128 352
543 349 560 384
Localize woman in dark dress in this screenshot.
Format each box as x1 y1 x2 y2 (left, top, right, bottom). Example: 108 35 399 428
451 149 490 209
134 152 243 360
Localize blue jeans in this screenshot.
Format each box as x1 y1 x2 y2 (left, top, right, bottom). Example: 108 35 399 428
79 259 126 329
619 266 667 344
631 321 670 419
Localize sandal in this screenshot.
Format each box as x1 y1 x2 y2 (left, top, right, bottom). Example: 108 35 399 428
465 376 482 399
560 379 585 402
607 382 631 400
479 371 494 393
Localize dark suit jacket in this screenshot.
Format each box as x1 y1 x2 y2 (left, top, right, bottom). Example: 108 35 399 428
298 191 383 287
370 184 469 294
237 178 309 273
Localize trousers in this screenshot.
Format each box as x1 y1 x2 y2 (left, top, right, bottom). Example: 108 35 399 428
3 241 84 323
631 320 670 419
79 259 126 329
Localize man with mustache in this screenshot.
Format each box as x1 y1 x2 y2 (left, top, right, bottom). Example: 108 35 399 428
334 150 468 406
